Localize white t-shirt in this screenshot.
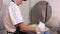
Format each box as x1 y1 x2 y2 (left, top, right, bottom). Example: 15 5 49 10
3 1 24 32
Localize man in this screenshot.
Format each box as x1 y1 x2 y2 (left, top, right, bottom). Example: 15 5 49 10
3 0 40 34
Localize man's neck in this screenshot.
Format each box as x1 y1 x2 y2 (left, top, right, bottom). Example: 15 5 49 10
12 1 19 6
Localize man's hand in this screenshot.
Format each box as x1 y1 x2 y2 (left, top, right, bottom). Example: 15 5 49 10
35 27 41 34
36 27 41 32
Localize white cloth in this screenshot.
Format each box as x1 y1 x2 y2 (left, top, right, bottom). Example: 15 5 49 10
38 22 45 31
3 1 24 32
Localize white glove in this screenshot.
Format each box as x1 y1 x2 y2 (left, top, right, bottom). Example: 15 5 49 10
38 22 45 31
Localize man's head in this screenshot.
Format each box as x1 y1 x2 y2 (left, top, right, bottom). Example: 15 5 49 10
12 0 22 5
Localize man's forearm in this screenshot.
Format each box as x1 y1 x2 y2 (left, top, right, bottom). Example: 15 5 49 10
18 23 36 32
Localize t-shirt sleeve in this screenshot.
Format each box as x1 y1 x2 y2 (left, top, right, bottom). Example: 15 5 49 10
8 6 24 25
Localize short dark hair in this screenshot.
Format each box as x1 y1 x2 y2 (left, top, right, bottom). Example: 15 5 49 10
23 0 27 1
11 0 13 1
11 0 27 1
11 0 14 2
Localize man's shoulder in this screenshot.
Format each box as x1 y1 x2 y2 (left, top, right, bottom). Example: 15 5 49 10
8 2 18 9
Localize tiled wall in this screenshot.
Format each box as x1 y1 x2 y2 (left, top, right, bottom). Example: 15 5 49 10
45 0 60 27
19 0 30 25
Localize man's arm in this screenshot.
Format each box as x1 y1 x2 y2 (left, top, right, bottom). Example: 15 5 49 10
18 22 36 32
